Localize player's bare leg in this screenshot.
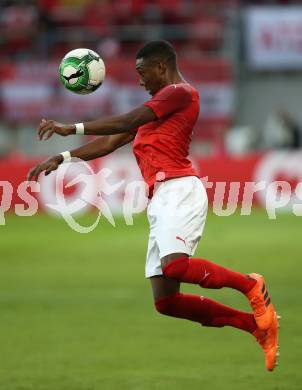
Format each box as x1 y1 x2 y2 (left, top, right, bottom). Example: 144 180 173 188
150 274 180 301
161 254 276 331
155 253 279 371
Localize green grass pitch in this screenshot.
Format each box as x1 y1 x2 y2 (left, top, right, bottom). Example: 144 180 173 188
0 210 301 390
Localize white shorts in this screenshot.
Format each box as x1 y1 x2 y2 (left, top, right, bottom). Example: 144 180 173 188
145 176 208 278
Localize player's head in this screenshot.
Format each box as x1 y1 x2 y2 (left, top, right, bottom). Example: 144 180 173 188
136 40 178 95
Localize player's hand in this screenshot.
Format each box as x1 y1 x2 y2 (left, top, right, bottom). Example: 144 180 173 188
38 119 75 141
27 155 63 182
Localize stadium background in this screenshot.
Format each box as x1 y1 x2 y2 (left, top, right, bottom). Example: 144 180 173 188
0 1 301 389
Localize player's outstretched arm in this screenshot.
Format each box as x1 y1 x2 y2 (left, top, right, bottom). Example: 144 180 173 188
82 105 156 135
27 132 134 182
38 105 156 140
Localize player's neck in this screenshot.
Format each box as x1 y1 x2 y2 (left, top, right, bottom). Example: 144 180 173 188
163 70 185 88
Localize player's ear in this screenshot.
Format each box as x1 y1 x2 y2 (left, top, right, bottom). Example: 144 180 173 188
158 61 167 75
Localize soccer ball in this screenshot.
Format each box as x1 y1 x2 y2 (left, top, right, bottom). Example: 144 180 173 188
59 48 105 94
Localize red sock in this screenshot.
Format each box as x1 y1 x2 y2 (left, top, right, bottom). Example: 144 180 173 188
163 257 256 294
155 293 257 334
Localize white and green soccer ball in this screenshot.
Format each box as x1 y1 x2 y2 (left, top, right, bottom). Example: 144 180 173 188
59 48 105 94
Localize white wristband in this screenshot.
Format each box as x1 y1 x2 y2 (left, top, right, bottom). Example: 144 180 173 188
75 122 85 135
60 151 72 162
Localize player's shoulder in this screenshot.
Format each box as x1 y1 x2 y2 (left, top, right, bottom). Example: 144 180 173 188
179 82 199 101
154 82 198 101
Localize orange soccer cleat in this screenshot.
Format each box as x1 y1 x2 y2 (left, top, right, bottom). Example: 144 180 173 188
253 311 280 372
246 273 275 330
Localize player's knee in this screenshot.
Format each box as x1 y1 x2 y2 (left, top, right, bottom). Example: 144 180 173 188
154 294 179 317
162 256 188 279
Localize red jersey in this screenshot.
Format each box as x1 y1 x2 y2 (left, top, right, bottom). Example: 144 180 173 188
132 82 199 194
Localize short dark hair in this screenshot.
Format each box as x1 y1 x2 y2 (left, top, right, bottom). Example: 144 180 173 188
136 40 177 68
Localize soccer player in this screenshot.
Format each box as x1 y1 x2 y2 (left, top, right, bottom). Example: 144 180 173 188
27 40 279 371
